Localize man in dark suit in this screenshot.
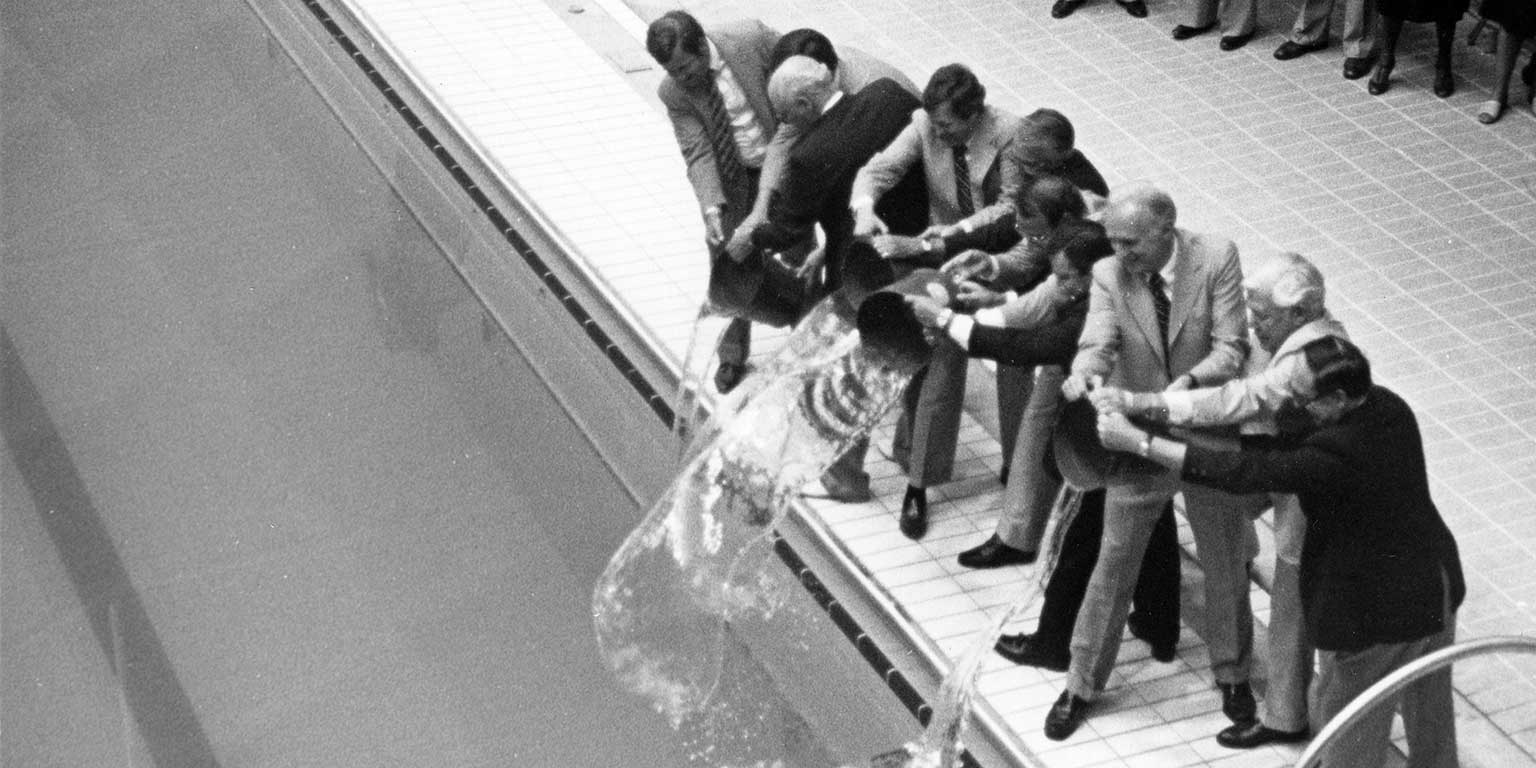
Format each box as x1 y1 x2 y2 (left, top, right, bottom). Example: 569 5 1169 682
750 56 927 287
1047 183 1255 741
1098 336 1464 768
648 11 784 395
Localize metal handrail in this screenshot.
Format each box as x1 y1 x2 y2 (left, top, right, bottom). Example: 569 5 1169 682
1294 635 1536 768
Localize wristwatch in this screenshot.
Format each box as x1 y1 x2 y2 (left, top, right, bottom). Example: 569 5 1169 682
1137 434 1153 458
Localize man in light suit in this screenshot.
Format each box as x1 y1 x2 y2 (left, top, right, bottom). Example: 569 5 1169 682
1045 183 1256 741
648 11 785 395
847 64 1022 539
1090 252 1350 749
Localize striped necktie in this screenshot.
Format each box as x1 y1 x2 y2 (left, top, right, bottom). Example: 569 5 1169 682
703 84 750 193
1147 272 1172 363
952 146 975 216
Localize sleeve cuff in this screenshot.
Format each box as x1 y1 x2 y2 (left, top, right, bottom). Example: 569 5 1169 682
947 314 976 347
1163 391 1194 424
974 307 1004 327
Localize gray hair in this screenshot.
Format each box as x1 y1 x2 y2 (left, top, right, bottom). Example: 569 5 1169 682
1246 251 1326 316
1108 182 1177 227
768 55 834 115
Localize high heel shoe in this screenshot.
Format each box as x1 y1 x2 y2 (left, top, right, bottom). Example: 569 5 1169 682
1367 56 1394 95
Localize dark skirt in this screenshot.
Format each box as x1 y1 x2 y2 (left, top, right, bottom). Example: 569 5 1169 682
1379 0 1469 22
1480 0 1536 39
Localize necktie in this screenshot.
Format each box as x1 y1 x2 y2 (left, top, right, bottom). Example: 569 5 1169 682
703 84 750 193
952 146 975 217
1147 272 1172 362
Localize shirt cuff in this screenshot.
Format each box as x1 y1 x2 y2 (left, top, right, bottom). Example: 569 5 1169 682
1163 391 1194 424
974 307 1005 328
849 195 875 213
947 314 976 347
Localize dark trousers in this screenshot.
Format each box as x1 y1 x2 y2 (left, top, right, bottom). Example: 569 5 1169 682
1032 489 1181 653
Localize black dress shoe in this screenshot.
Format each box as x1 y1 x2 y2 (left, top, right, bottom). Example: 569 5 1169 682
899 485 928 539
1218 682 1257 724
958 535 1037 569
1117 0 1148 17
995 633 1070 671
1219 32 1253 51
1368 56 1394 95
1044 690 1091 741
1171 22 1216 40
998 464 1009 486
1274 38 1327 60
1342 54 1375 79
714 362 747 394
1127 614 1178 662
1051 0 1083 18
1434 62 1455 98
1216 720 1309 749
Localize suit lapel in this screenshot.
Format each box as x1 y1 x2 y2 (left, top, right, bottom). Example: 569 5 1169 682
1168 229 1196 349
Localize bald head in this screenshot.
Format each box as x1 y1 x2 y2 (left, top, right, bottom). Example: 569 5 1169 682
1102 183 1177 275
769 55 836 127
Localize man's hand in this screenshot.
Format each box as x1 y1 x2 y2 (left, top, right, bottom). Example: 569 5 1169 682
872 234 925 260
1088 385 1133 415
955 280 1006 309
905 294 945 328
724 211 763 262
1061 373 1103 401
852 205 889 238
939 249 995 281
703 206 726 247
1096 411 1144 453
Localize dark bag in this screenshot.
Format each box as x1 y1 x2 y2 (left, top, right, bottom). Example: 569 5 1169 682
707 244 821 328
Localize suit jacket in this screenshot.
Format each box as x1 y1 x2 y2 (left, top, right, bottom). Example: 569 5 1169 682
1182 386 1467 651
944 149 1111 282
1071 229 1247 394
752 79 928 287
964 290 1087 369
851 104 1023 234
658 19 781 226
837 46 919 97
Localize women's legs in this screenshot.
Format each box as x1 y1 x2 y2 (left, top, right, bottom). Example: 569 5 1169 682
1480 27 1521 122
1433 19 1456 97
1369 14 1404 94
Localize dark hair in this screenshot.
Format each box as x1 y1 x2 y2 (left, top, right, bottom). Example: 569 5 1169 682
1303 336 1372 399
1018 175 1086 230
646 11 707 65
1023 108 1075 154
1054 219 1113 275
922 64 986 119
769 28 839 76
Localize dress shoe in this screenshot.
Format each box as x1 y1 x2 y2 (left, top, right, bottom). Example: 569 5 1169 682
1117 0 1148 17
958 535 1037 569
1216 720 1310 749
998 464 1009 486
1044 690 1091 741
1367 56 1394 95
1342 54 1375 80
995 633 1070 671
1171 22 1216 40
899 485 928 539
1273 38 1327 60
1218 681 1257 724
1220 32 1253 51
1127 614 1178 662
714 361 747 394
1050 0 1083 18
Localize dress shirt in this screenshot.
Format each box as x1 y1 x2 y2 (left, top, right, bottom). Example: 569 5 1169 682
708 40 769 168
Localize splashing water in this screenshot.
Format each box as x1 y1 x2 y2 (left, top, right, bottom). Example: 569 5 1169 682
594 278 1087 768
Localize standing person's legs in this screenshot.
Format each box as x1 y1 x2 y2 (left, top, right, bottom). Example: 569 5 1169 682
1289 0 1336 44
996 367 1066 554
995 363 1031 476
1182 0 1220 32
1128 501 1181 652
1261 494 1312 733
1311 644 1399 768
1341 0 1379 57
1223 0 1258 37
1182 485 1256 691
905 340 967 488
1067 480 1174 699
1401 571 1458 768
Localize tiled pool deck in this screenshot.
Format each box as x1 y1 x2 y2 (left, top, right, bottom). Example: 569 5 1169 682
332 0 1535 764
